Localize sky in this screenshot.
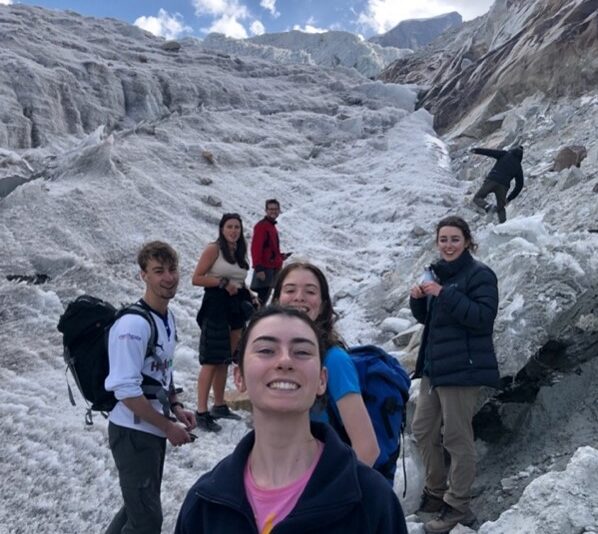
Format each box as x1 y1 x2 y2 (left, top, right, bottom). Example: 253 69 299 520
7 0 495 40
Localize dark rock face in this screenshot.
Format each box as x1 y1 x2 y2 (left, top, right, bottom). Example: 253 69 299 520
369 11 462 50
379 0 598 137
0 175 32 198
161 40 181 52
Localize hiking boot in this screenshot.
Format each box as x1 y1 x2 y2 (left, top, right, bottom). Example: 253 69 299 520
195 411 222 432
210 404 242 420
424 504 476 534
417 492 445 514
471 200 488 215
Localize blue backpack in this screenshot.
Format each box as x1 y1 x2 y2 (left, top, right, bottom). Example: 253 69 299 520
328 345 411 483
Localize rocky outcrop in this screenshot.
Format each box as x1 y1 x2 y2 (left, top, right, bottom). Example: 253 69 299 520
161 40 181 52
369 11 462 50
379 0 598 138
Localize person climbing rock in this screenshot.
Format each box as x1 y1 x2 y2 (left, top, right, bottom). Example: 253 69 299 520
471 145 524 223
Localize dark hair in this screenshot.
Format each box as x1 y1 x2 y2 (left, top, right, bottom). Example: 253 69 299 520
436 216 478 252
137 241 178 271
265 199 280 210
272 262 344 350
236 305 325 374
217 213 249 269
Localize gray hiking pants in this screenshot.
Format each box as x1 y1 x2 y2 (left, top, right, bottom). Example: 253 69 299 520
106 422 166 534
250 267 279 306
473 179 508 223
412 377 480 512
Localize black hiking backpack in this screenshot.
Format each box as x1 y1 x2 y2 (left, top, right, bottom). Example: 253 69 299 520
57 295 159 424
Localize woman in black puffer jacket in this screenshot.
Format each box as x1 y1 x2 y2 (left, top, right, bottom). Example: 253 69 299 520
409 216 499 534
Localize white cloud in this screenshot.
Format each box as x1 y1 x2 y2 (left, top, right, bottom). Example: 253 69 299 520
357 0 440 34
193 0 250 38
206 14 248 38
445 0 494 20
292 24 328 34
292 16 328 34
192 0 249 19
0 0 13 5
260 0 279 18
356 0 493 34
250 19 265 36
134 9 191 40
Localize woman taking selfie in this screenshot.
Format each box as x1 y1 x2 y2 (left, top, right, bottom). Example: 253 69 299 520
409 215 499 534
175 306 407 534
192 213 258 432
272 262 380 468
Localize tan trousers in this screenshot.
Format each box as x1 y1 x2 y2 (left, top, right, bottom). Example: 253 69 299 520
412 376 480 511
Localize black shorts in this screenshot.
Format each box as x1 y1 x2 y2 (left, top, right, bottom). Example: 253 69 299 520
196 288 247 365
229 307 245 331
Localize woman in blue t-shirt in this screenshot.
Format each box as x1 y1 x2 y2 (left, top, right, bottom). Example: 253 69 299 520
272 262 380 466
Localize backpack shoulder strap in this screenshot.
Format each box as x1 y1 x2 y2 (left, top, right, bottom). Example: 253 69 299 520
115 302 172 419
115 302 158 357
168 308 178 342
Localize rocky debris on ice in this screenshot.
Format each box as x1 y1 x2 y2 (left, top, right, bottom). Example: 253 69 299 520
478 447 598 534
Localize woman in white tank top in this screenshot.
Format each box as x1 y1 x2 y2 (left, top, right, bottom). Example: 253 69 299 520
192 213 259 432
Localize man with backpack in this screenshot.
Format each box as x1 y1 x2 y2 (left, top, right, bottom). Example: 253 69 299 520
104 241 196 534
250 199 292 306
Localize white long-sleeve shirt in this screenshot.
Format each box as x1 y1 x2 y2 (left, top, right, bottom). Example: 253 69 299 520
105 307 176 437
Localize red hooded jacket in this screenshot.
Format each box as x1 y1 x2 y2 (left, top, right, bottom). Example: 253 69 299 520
251 217 283 271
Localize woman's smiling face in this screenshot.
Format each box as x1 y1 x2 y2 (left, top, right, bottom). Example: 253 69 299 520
234 314 326 415
437 225 468 262
276 268 323 321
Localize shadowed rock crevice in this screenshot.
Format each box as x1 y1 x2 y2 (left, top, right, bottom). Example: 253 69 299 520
474 324 598 441
22 105 41 148
6 273 51 285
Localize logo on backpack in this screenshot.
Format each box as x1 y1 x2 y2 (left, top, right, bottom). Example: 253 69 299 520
328 345 411 482
57 295 159 424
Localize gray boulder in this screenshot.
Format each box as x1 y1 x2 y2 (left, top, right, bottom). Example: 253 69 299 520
552 145 588 171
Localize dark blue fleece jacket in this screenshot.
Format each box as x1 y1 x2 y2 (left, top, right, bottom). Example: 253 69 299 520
410 250 500 388
175 422 407 534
